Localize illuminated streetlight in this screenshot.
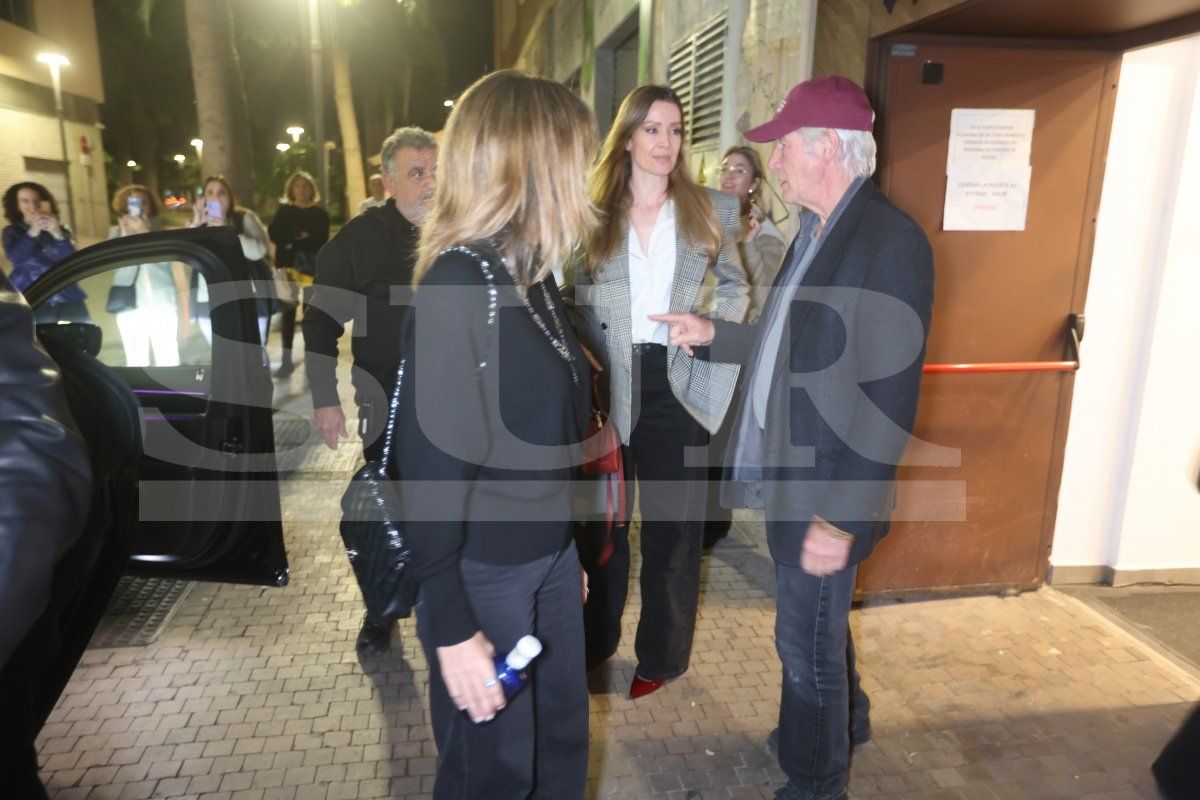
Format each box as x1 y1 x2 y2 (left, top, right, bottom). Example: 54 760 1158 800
37 53 75 230
173 154 186 164
443 99 454 108
286 126 305 143
126 160 138 168
276 142 291 152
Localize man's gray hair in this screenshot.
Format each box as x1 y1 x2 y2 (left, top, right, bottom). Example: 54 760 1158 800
800 127 877 179
380 127 437 175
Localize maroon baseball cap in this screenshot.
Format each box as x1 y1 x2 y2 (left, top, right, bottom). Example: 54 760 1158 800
744 76 875 142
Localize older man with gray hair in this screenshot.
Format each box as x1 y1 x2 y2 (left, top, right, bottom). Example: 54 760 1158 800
302 126 436 655
653 76 934 800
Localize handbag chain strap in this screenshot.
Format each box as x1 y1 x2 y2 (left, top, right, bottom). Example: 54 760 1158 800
376 244 499 469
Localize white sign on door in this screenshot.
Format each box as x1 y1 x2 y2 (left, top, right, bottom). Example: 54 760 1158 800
944 108 1035 231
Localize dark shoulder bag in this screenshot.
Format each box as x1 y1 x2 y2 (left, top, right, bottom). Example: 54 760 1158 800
339 358 417 620
337 243 500 620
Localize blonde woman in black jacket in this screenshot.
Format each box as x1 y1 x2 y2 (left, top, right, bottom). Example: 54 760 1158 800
393 70 598 800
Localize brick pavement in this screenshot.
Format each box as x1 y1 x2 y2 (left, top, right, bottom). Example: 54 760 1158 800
36 353 1199 799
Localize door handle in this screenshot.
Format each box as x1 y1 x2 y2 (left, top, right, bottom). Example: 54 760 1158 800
923 314 1083 374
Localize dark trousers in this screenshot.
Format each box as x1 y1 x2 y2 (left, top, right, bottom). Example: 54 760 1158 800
417 542 588 800
582 346 709 680
278 285 313 358
775 561 871 800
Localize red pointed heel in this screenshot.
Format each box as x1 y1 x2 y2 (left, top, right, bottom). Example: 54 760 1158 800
628 674 664 700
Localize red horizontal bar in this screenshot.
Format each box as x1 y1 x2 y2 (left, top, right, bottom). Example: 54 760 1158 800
923 361 1078 374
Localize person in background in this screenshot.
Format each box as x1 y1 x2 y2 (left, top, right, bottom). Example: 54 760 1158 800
562 84 749 700
302 127 436 655
356 173 388 215
703 146 792 548
0 270 92 799
269 171 330 378
651 75 935 800
394 69 596 799
187 175 272 347
719 145 788 321
2 182 89 324
107 185 190 366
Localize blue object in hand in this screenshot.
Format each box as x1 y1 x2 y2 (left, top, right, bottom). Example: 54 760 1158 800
493 635 542 700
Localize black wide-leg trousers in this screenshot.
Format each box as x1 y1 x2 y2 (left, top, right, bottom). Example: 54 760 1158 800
581 345 709 681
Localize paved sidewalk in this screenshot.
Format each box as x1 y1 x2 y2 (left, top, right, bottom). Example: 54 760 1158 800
36 359 1198 799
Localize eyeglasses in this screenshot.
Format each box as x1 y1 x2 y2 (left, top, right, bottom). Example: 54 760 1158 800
719 165 752 177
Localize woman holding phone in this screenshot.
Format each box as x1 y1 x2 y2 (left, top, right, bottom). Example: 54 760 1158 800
562 85 748 699
718 146 788 321
2 181 89 324
187 175 272 346
107 185 190 366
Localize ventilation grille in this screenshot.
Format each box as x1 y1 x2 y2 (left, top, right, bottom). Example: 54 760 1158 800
667 12 727 150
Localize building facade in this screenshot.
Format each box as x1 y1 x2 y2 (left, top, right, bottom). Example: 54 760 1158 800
0 0 108 245
495 0 1200 592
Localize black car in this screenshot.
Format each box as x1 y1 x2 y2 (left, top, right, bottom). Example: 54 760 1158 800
8 227 289 752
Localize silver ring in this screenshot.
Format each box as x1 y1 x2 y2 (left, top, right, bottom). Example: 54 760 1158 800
483 678 498 687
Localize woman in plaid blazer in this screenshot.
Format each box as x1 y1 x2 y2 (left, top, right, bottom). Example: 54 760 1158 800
563 85 749 699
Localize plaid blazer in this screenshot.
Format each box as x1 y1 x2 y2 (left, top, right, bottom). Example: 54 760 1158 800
563 188 749 443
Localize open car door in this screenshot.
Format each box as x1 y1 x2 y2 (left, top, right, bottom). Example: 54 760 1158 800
25 227 288 586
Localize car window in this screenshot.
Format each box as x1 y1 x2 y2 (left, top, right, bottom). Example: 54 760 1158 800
38 260 212 368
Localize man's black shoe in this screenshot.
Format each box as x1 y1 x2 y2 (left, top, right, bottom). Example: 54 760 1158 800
356 615 394 655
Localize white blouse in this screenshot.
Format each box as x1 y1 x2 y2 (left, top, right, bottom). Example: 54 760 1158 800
628 200 677 345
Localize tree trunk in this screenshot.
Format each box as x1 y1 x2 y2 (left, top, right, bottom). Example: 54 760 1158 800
331 16 366 216
183 0 255 203
400 61 412 123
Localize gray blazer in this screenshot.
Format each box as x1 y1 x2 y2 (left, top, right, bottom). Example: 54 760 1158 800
563 188 750 443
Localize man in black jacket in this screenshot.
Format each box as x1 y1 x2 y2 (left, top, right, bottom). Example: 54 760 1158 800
0 273 92 798
302 126 436 655
653 77 935 800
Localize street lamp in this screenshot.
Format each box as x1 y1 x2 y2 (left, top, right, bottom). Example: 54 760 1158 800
173 154 186 165
276 142 291 152
190 137 203 162
443 98 454 108
286 126 305 143
126 160 138 168
36 53 75 232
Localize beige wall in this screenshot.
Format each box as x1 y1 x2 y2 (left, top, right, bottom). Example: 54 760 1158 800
0 1 108 249
0 0 104 102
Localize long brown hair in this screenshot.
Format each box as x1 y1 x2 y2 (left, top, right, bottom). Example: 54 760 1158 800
415 70 599 289
587 85 721 271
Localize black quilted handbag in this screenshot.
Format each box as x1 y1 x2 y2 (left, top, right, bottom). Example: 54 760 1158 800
339 359 417 620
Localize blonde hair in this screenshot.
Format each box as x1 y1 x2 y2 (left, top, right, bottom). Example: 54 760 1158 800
588 85 721 272
415 70 599 288
283 171 321 205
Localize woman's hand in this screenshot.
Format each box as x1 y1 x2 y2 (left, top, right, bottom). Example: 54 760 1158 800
119 215 150 236
581 564 590 605
27 216 47 237
191 202 206 228
741 213 761 244
41 215 64 239
436 631 506 723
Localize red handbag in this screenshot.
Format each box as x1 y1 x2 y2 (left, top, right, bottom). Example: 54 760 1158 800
580 380 625 565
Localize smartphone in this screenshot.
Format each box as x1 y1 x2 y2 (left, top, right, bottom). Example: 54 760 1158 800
205 200 223 220
40 201 52 215
128 196 143 217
